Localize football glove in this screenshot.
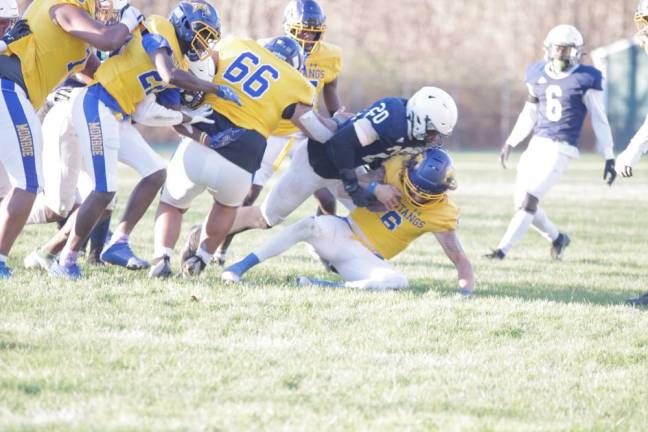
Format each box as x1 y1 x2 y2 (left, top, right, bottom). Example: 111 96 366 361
340 168 376 208
603 159 617 186
215 85 242 106
183 104 215 125
207 127 246 151
119 4 144 32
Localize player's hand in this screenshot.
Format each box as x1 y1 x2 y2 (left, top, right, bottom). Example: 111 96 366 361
119 4 144 32
603 159 617 186
184 104 215 125
346 183 375 207
499 144 513 169
1 20 31 46
214 85 241 106
374 184 401 210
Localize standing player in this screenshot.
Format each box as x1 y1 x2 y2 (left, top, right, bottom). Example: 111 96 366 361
148 35 338 278
486 25 616 261
617 1 648 306
0 0 145 278
190 86 458 265
214 0 343 265
222 148 474 294
49 1 234 278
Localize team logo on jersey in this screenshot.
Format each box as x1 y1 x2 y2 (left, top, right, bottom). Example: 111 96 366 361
88 122 104 156
15 124 34 157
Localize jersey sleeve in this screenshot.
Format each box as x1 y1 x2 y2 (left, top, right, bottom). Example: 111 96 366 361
524 62 545 86
364 98 405 141
142 33 172 55
587 66 604 91
55 0 94 14
156 88 181 107
425 199 459 233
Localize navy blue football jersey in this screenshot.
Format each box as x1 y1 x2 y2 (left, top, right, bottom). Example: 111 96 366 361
309 97 422 178
526 62 603 147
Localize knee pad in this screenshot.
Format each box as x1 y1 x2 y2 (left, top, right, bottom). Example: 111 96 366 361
520 193 539 214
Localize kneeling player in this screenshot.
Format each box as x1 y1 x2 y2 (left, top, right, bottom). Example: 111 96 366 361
222 148 474 293
149 35 337 278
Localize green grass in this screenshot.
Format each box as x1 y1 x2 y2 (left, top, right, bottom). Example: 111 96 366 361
2 152 648 431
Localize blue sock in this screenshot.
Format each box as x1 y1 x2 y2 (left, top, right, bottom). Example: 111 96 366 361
227 253 260 275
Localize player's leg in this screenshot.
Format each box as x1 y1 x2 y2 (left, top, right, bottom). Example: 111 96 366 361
489 138 572 259
180 144 254 277
149 138 208 278
0 80 44 277
101 122 166 269
50 89 119 278
215 134 291 264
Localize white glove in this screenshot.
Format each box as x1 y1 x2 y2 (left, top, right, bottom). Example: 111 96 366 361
112 0 129 9
119 4 144 32
183 104 215 125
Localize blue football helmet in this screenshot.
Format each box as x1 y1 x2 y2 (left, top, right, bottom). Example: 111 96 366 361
264 36 305 71
403 148 457 205
170 1 221 62
283 0 326 52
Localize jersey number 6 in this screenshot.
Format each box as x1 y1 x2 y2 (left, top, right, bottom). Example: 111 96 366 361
545 85 563 122
223 52 280 99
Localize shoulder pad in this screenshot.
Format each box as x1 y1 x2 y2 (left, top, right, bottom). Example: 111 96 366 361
525 61 546 85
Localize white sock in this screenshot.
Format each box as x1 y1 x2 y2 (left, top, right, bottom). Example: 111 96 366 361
154 246 173 259
0 253 7 264
497 210 534 254
196 245 213 264
109 230 128 245
26 195 49 225
256 218 314 261
532 208 559 242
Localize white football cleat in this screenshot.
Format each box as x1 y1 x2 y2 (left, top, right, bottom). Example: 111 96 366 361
221 270 240 283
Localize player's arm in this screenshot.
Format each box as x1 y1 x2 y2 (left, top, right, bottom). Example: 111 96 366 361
500 88 538 169
74 52 101 84
289 103 337 143
322 78 342 115
583 88 616 185
50 3 142 52
433 230 475 294
148 48 240 105
617 115 648 178
335 166 401 210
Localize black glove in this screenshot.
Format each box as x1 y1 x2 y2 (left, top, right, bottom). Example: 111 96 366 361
603 159 617 186
2 19 31 45
340 168 375 207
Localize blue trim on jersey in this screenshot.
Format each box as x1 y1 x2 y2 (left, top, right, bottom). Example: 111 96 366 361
82 89 108 193
142 33 172 56
156 88 181 106
87 84 129 120
1 80 38 193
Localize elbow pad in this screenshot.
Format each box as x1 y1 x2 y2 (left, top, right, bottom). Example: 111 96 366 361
299 110 334 143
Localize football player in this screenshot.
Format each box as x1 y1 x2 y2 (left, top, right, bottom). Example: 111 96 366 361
214 0 345 265
148 35 338 278
221 148 474 293
619 1 648 306
486 25 616 261
49 1 236 279
182 86 458 268
0 0 145 278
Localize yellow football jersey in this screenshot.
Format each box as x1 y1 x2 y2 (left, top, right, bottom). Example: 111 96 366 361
93 16 187 116
273 41 342 136
5 0 95 109
350 156 459 260
204 37 316 138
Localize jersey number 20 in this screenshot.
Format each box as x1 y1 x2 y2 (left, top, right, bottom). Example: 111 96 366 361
545 85 563 122
223 52 280 99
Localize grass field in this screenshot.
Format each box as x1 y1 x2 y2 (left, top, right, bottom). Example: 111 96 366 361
2 151 648 431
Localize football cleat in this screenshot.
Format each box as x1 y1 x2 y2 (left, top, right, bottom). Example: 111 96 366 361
0 261 12 279
484 249 505 260
181 255 207 277
214 250 227 266
625 291 648 306
551 233 571 260
23 249 56 271
148 256 173 279
180 224 201 265
101 242 150 270
48 261 81 280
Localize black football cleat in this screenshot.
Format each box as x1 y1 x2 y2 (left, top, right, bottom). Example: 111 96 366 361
626 292 648 306
484 249 505 260
551 233 571 260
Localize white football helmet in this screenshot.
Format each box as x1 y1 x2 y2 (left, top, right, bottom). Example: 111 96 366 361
188 56 216 81
0 0 18 20
406 87 458 143
636 0 648 30
543 25 584 72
